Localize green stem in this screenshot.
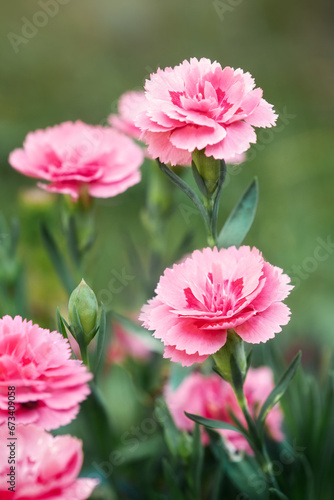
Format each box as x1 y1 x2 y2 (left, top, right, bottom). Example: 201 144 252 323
235 389 280 492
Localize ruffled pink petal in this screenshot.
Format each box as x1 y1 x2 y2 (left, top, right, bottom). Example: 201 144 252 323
88 171 141 198
163 320 227 356
170 124 226 152
143 131 191 165
245 98 278 127
234 302 291 343
163 345 208 366
205 121 257 160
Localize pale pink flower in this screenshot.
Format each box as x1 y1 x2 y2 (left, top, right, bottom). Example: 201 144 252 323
140 246 292 366
136 57 277 166
0 424 98 499
108 320 152 364
0 315 92 430
109 91 148 142
165 367 284 452
9 121 144 200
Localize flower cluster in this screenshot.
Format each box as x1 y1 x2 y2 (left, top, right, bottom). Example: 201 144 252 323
5 56 295 497
0 315 96 499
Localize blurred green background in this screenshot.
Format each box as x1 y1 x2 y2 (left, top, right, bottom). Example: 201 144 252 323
1 0 334 348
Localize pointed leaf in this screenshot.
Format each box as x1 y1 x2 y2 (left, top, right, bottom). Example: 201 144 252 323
257 352 301 435
218 178 258 248
155 398 182 457
40 223 75 294
71 304 88 365
246 349 253 376
157 160 209 229
192 161 209 197
162 459 185 500
185 412 251 443
56 307 68 340
190 423 203 499
211 159 227 238
94 303 107 379
64 215 81 267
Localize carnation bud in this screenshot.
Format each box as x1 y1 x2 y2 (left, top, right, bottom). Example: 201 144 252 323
68 279 98 344
213 330 247 391
192 149 221 197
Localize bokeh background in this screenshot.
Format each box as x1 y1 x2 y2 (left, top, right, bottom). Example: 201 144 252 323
1 0 334 348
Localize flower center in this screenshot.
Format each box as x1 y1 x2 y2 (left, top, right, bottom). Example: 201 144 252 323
184 273 245 315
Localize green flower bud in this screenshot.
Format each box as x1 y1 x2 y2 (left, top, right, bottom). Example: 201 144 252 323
212 330 247 392
68 279 98 344
192 149 221 197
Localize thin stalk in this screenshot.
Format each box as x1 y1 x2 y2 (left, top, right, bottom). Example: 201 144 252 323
235 389 280 492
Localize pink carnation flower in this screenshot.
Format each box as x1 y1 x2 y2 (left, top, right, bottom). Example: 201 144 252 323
136 57 277 166
0 424 98 499
9 121 144 200
140 246 292 366
0 315 92 430
109 91 148 142
165 367 284 452
108 320 152 364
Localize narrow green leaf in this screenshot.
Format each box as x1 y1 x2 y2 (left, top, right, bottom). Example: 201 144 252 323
257 352 301 435
56 307 68 340
157 160 209 229
64 215 81 267
81 382 115 457
162 459 185 500
211 459 225 500
246 349 253 376
227 408 248 436
155 398 182 457
218 178 259 248
40 223 75 295
192 161 209 197
71 304 88 365
211 159 227 238
190 423 203 500
94 303 107 379
185 412 251 442
80 231 96 257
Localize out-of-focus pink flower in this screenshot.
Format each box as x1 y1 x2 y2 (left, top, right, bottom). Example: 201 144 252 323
0 424 98 499
165 367 284 452
108 321 152 364
9 121 144 201
136 57 277 166
140 246 292 366
0 315 92 430
109 91 148 142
